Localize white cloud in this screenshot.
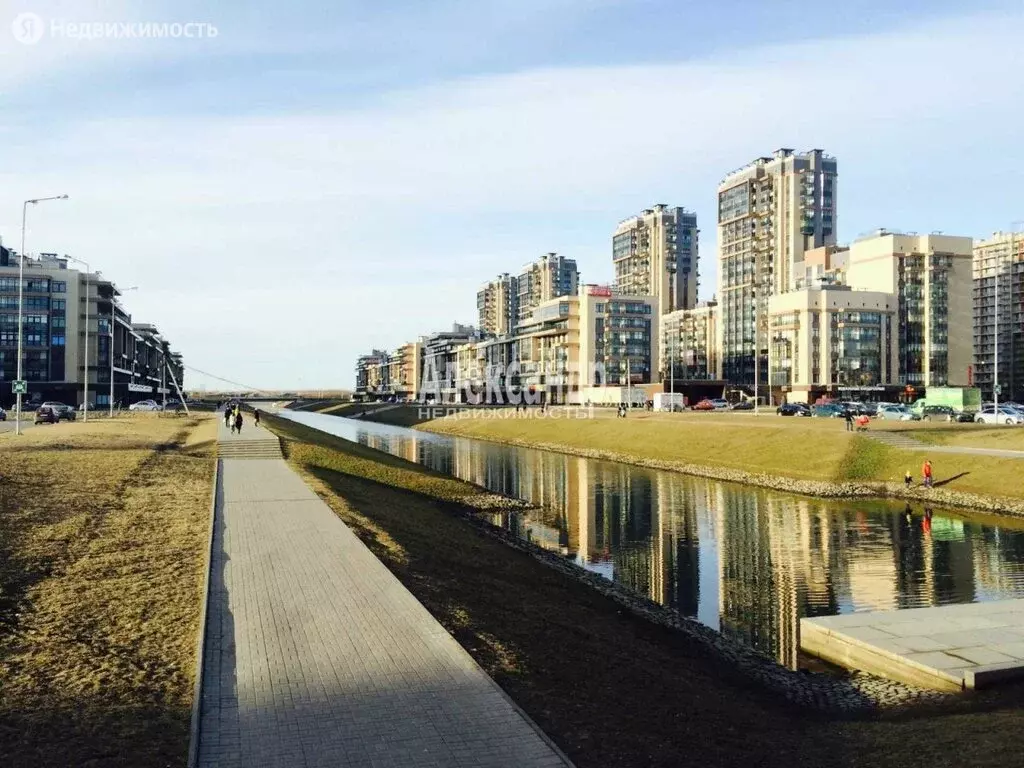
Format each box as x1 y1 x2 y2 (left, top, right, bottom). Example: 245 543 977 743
1 8 1022 387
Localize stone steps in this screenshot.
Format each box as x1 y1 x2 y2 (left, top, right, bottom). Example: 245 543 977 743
217 440 283 460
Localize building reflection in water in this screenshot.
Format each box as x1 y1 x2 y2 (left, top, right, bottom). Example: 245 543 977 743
294 414 1024 668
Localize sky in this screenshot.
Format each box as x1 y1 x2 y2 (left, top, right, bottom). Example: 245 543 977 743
1 0 1023 390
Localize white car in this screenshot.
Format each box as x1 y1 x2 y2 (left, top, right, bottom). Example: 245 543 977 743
975 407 1024 425
129 399 162 412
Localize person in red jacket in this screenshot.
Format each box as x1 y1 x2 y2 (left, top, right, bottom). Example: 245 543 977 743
922 459 933 488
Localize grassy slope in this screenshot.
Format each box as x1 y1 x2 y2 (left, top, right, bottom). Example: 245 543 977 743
265 414 1024 768
0 416 216 768
413 409 1024 499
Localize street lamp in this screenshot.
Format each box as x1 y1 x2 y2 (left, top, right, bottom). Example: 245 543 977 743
16 194 69 435
111 286 138 417
62 255 91 421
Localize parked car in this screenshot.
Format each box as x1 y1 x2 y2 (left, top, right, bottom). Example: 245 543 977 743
34 405 60 424
777 403 810 417
975 407 1024 425
876 405 921 421
692 399 716 411
812 404 848 418
730 400 754 411
858 402 880 417
920 405 972 422
129 399 162 412
709 398 730 410
41 401 76 421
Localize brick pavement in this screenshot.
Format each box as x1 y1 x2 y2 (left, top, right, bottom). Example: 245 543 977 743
196 420 571 767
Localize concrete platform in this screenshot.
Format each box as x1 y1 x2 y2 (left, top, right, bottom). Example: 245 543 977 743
801 600 1024 691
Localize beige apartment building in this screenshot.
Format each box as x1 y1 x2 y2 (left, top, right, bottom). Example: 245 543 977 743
846 231 973 388
516 252 579 325
661 301 718 382
717 148 838 388
476 273 518 336
973 231 1024 402
613 204 699 318
385 341 421 400
768 286 898 404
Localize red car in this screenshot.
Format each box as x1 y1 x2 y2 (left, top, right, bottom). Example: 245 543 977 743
692 399 716 411
34 405 60 424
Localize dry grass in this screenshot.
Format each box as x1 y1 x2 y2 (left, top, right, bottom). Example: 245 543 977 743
0 415 216 768
266 413 1024 768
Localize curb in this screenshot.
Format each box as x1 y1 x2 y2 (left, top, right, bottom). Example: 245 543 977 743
187 456 221 768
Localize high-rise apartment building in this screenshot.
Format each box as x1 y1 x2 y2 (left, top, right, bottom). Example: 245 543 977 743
0 247 182 406
477 273 519 336
516 253 579 324
613 205 698 317
846 231 973 388
717 148 838 387
973 231 1024 401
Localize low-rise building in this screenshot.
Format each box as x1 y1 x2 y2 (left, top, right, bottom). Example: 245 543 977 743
0 248 183 407
354 349 389 399
768 286 898 404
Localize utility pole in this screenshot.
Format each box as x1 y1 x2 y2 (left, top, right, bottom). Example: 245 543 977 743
16 195 69 435
994 238 1000 415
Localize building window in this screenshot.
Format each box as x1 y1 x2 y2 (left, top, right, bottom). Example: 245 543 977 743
52 281 67 293
51 334 66 346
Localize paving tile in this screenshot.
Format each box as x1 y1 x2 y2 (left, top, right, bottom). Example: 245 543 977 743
196 420 571 768
904 651 975 671
946 647 1022 666
990 642 1024 660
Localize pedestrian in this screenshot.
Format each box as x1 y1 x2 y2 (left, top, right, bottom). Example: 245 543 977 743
254 408 261 427
224 406 232 429
904 470 912 488
844 408 854 432
922 459 933 488
235 410 244 435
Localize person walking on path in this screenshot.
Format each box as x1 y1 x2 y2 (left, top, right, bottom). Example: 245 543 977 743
254 408 261 427
224 407 232 429
922 459 933 488
904 470 913 488
234 410 244 435
844 408 854 432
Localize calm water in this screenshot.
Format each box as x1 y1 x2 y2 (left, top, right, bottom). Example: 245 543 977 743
280 410 1024 669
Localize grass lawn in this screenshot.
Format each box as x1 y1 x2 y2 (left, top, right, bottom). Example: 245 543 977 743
0 415 216 768
412 407 1024 500
265 413 1024 768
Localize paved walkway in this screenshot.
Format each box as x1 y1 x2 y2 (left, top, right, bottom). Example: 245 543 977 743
867 430 1024 459
196 419 570 768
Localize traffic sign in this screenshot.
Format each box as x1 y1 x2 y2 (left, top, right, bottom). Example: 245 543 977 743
11 380 27 395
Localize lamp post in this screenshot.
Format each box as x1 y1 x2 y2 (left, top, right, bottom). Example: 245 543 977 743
62 256 91 421
16 194 69 435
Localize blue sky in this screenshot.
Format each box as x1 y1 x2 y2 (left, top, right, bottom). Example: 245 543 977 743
2 0 1023 390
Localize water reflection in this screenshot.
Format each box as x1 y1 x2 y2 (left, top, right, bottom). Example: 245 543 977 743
283 411 1024 668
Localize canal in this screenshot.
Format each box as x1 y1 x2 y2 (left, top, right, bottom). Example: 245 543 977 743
280 410 1024 669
